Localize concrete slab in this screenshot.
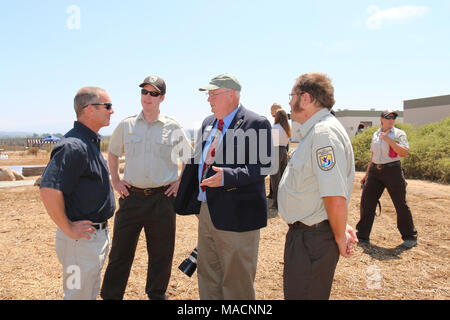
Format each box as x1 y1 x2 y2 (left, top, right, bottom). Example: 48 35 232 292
0 179 36 189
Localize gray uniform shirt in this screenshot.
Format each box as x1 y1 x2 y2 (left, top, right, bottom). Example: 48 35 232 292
371 127 409 164
278 109 355 226
109 112 191 188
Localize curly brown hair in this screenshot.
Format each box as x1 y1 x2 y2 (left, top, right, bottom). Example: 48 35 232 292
293 72 335 110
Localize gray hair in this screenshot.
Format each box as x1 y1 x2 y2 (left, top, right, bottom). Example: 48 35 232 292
74 87 106 117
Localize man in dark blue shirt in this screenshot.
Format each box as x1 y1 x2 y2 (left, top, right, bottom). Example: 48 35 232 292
40 86 116 300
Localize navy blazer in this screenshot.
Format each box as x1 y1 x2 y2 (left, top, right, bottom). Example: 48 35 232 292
174 105 273 232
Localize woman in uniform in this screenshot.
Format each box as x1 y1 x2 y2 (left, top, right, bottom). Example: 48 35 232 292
270 109 291 210
356 110 418 248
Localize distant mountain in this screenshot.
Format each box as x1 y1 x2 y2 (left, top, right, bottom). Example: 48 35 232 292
0 131 36 137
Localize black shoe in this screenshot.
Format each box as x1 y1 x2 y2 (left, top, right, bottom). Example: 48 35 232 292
401 239 417 249
357 239 370 247
147 293 167 300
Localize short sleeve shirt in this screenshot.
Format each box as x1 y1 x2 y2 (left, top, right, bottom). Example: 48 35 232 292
40 121 116 223
371 127 409 164
109 112 191 188
278 109 355 226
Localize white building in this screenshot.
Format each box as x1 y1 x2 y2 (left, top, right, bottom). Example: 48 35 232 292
290 109 404 141
403 94 450 127
333 109 403 138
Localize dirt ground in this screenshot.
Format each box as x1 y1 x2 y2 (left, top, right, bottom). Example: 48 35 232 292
0 152 449 300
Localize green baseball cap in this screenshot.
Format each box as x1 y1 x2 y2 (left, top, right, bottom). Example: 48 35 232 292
199 73 242 91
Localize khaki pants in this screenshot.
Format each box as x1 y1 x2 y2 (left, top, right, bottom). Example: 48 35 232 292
197 202 260 300
55 227 110 300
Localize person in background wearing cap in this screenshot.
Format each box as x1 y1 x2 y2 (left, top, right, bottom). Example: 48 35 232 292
100 75 191 300
175 73 272 299
357 110 418 249
40 87 116 299
278 73 358 300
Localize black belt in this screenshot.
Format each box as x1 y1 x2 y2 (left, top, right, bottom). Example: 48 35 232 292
93 221 108 230
288 220 329 230
127 185 169 196
372 161 401 170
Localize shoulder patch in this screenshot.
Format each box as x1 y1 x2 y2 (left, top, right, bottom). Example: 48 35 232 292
316 146 335 171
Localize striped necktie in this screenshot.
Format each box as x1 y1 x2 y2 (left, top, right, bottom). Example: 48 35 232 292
200 119 224 191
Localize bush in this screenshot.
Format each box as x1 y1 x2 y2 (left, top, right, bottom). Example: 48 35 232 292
27 147 39 156
351 117 450 184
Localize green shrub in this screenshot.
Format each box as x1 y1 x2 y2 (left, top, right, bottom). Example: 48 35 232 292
351 117 450 184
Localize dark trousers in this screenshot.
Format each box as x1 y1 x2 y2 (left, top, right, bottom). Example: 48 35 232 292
283 221 339 300
100 191 176 300
357 163 417 241
270 146 288 206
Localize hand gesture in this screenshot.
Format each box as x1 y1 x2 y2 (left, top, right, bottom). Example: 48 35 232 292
165 179 180 197
336 225 358 258
112 179 131 199
66 220 95 240
200 166 223 188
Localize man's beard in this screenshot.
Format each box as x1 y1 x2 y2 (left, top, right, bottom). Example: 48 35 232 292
293 99 304 113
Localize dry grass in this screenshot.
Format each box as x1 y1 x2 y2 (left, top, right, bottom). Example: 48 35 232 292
0 150 50 166
0 153 449 300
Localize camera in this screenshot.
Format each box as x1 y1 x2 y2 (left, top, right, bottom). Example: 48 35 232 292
178 247 198 277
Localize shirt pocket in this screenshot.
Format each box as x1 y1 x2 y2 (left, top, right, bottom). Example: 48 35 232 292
156 130 174 164
124 135 142 157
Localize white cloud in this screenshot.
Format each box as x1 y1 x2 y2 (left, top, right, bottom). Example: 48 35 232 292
366 5 429 30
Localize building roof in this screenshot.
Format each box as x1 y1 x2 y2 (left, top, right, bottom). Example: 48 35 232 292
404 94 450 110
333 109 403 117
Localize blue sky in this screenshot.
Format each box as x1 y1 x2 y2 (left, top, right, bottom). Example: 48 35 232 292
1 0 449 135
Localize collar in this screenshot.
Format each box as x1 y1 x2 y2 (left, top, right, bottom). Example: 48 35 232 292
218 105 240 130
378 126 395 134
73 121 101 142
137 111 167 125
297 108 330 139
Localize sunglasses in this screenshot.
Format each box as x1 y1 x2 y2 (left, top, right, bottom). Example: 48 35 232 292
141 88 161 97
383 115 397 120
83 102 113 110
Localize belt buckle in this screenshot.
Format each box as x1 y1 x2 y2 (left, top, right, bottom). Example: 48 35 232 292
143 188 153 196
93 222 106 230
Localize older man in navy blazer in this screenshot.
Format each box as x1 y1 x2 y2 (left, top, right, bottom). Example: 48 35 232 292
175 74 273 299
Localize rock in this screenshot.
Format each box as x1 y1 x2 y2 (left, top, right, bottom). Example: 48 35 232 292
0 167 25 181
34 176 42 186
12 170 25 180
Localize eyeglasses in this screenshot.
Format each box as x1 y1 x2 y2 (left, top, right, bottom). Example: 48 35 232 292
141 89 161 97
83 102 113 110
383 115 397 120
289 92 305 101
206 90 231 98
